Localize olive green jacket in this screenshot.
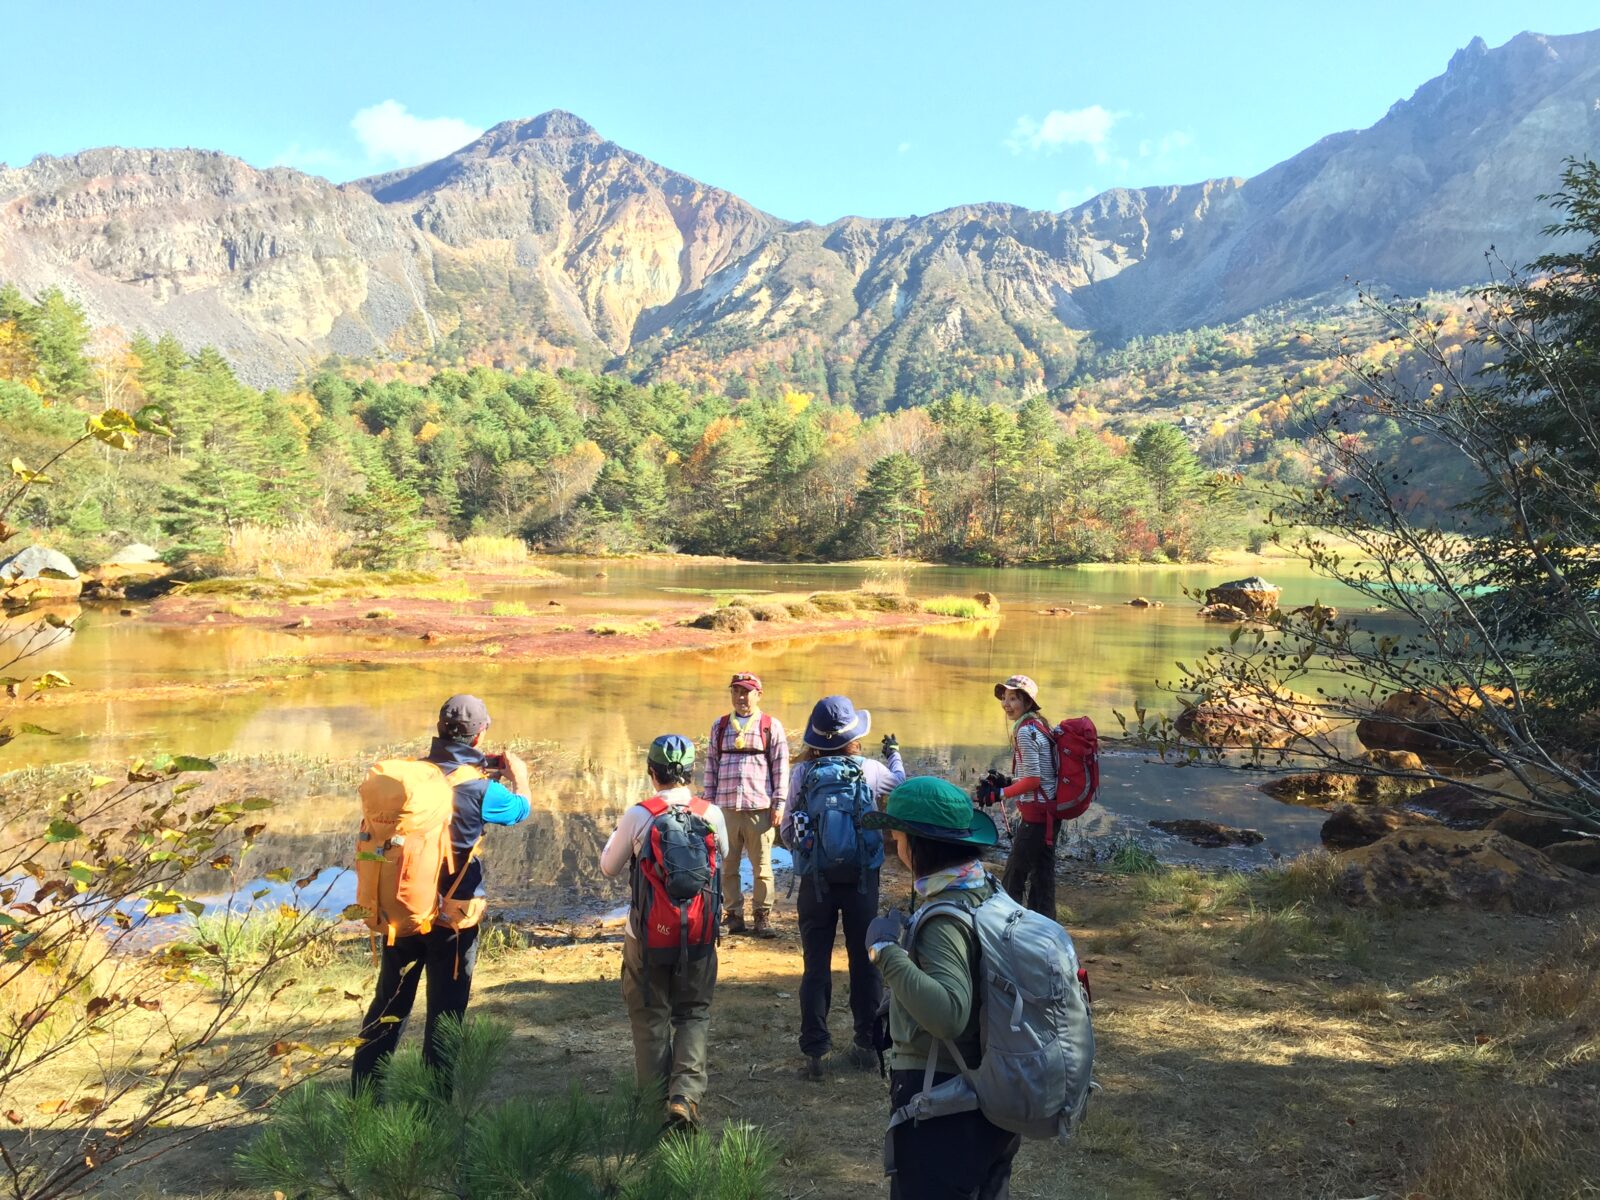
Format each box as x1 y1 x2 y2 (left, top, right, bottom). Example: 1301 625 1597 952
876 879 993 1073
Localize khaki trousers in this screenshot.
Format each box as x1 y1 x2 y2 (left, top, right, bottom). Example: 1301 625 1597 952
620 933 717 1105
720 807 776 917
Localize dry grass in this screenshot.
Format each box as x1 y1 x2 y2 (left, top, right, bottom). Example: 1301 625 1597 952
588 619 661 637
785 600 824 620
746 601 794 623
222 521 345 576
489 600 533 617
1411 1099 1598 1200
691 605 756 633
456 534 529 566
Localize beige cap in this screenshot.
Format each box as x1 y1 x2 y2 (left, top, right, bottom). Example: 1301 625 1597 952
993 674 1039 702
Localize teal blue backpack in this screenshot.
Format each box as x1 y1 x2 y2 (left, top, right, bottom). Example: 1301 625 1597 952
792 756 882 895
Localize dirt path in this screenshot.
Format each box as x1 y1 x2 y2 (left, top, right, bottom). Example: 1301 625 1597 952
122 856 1600 1200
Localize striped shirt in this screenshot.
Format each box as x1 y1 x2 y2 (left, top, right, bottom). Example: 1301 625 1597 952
703 712 790 811
1011 716 1059 803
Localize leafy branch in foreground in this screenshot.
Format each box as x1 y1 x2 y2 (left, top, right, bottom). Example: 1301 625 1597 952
239 1014 779 1200
1161 160 1600 830
0 764 345 1200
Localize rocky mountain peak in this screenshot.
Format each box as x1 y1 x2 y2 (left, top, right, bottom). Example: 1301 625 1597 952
473 110 601 154
1448 34 1490 72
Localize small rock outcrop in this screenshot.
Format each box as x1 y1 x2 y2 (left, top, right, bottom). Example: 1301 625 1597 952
1175 687 1329 749
1261 771 1357 805
1403 783 1505 829
1485 809 1587 850
1148 819 1264 848
1127 597 1152 608
1197 603 1251 622
1335 828 1595 912
1320 803 1437 850
1203 577 1280 618
1355 687 1512 757
1544 839 1600 875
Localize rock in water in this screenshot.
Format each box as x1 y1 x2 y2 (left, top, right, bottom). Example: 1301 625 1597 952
0 545 82 602
1203 577 1280 618
1321 803 1436 850
1174 687 1329 749
1335 828 1595 912
1149 819 1264 848
1197 603 1251 621
1403 784 1504 829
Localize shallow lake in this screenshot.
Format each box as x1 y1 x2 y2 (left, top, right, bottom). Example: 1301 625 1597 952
3 560 1371 915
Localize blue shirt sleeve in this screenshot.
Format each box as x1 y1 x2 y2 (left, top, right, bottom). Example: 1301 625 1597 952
480 779 530 827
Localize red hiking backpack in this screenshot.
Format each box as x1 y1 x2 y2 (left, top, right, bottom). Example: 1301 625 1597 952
631 794 721 966
1016 715 1101 841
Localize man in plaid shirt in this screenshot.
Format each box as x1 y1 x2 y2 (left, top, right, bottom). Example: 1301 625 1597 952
704 672 789 938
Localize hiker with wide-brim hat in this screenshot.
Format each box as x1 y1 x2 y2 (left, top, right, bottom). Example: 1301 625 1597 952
978 673 1060 919
862 778 1020 1199
780 694 905 1080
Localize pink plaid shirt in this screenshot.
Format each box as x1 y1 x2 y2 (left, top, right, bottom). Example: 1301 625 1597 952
703 712 790 811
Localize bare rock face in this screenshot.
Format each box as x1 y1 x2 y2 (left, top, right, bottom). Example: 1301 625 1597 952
3 31 1599 403
1175 687 1329 749
1149 819 1264 848
1321 803 1437 850
1336 828 1597 912
1355 687 1513 758
1202 577 1280 619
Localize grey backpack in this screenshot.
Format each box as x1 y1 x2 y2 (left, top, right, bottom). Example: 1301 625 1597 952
888 881 1095 1142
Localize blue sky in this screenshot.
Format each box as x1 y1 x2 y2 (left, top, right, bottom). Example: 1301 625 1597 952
3 1 1596 222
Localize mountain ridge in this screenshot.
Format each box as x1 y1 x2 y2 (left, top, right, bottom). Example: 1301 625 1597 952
1 29 1596 404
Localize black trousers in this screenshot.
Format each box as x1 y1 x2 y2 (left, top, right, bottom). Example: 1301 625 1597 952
351 923 480 1092
888 1069 1021 1199
1000 820 1056 919
795 870 881 1057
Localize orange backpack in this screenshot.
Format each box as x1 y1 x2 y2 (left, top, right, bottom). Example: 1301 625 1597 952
353 759 484 944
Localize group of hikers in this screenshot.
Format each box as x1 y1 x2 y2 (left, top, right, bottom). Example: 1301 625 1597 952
351 675 1099 1200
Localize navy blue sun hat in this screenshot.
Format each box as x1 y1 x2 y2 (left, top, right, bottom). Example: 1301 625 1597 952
803 695 872 751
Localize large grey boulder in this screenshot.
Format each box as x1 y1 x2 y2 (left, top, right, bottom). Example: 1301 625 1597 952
105 543 161 565
0 545 79 581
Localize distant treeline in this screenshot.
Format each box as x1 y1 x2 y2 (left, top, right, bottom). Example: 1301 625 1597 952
1 282 1471 571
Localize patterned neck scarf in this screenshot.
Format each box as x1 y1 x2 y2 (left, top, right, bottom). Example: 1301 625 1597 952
913 857 987 898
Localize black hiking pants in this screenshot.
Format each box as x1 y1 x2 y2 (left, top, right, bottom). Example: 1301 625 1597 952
1001 819 1056 919
796 869 882 1058
351 922 479 1092
887 1069 1021 1199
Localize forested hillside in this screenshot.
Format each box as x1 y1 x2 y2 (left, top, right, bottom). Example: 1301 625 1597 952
0 282 1478 571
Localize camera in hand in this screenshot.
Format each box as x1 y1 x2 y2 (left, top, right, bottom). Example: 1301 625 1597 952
483 752 509 778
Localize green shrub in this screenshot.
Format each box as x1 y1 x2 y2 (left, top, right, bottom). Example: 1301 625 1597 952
238 1016 779 1199
1106 837 1163 875
922 595 990 619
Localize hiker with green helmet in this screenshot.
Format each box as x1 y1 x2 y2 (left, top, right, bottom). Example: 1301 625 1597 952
862 778 1021 1199
600 734 729 1132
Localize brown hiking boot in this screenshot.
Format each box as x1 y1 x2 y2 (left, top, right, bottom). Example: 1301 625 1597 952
665 1095 701 1132
751 910 776 939
796 1054 824 1082
724 910 746 935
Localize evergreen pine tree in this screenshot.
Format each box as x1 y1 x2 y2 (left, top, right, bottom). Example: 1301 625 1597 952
345 467 433 570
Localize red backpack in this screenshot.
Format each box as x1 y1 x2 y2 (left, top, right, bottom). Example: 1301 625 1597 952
631 795 721 966
1016 716 1101 841
713 712 774 755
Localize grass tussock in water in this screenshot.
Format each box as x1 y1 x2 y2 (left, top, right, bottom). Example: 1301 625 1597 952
921 594 998 619
181 570 474 604
588 619 661 637
489 600 532 617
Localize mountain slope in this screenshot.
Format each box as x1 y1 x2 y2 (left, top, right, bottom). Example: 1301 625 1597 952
0 29 1596 401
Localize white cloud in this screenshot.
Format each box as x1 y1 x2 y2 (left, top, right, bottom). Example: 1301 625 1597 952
350 100 483 167
1005 105 1120 161
1138 130 1194 158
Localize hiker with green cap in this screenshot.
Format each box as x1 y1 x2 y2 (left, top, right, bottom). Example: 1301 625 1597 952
862 777 1021 1198
600 734 729 1132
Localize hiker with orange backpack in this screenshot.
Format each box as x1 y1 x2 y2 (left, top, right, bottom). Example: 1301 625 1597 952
703 671 788 939
351 695 531 1092
977 675 1100 919
600 734 729 1132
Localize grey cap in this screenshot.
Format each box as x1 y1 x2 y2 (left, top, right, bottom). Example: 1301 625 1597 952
438 694 491 739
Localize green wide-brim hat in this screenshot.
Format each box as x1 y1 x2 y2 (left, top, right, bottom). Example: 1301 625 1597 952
863 776 998 848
